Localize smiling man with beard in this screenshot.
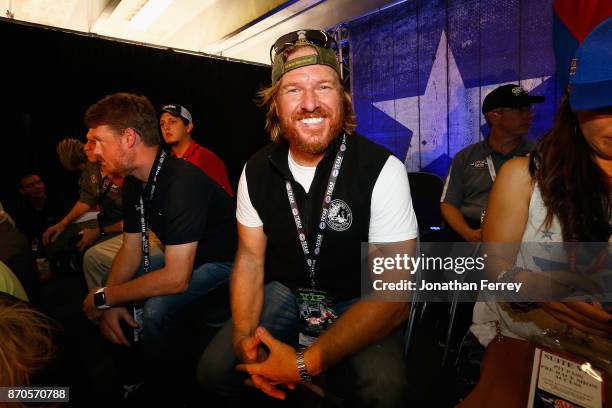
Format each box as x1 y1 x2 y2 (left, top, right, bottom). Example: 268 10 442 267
198 30 418 406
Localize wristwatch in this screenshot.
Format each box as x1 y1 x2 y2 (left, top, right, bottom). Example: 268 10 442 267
296 348 312 383
93 287 110 310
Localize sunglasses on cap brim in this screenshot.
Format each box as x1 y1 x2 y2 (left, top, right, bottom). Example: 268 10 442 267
269 29 338 64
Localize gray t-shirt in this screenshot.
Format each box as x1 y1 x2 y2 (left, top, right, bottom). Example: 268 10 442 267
440 138 533 223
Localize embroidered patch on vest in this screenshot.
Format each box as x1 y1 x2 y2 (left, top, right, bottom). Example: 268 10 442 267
468 160 486 168
326 199 352 231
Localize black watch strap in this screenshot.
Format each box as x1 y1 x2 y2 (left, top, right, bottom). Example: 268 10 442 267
94 287 110 310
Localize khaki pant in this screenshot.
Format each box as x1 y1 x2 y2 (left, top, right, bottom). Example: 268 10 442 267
82 232 164 289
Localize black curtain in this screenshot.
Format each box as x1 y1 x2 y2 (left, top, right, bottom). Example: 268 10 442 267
0 20 271 205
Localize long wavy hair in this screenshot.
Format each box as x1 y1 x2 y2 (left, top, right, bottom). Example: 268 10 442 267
256 46 357 143
529 95 611 242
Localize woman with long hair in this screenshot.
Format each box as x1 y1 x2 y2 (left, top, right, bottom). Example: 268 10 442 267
460 17 612 407
473 93 612 347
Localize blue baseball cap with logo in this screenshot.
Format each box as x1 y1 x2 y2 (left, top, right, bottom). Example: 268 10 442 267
569 17 612 110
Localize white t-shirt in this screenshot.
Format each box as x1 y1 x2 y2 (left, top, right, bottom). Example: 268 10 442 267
471 183 578 347
236 153 419 243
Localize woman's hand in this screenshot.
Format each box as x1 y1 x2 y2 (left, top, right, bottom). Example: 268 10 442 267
538 301 612 339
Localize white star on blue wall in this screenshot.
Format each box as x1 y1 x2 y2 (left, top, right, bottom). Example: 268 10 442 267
372 31 551 173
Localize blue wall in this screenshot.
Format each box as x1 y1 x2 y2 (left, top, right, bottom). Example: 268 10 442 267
349 0 561 177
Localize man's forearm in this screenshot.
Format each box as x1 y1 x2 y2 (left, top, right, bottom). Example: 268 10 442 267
230 257 264 344
106 238 141 286
304 300 410 376
103 240 197 307
441 203 474 238
105 266 186 306
60 201 92 225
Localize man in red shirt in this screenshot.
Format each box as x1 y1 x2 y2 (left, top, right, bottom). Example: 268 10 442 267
159 104 233 197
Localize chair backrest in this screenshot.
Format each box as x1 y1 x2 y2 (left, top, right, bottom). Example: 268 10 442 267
407 172 445 233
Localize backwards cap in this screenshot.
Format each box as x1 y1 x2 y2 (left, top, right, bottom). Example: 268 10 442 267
160 104 193 123
271 30 341 85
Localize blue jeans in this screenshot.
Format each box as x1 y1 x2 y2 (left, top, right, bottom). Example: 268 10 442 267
198 281 409 407
141 260 232 358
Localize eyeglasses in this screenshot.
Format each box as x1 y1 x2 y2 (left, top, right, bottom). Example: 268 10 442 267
269 29 337 63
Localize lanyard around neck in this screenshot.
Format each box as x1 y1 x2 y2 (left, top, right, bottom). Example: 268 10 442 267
139 150 167 273
285 134 347 288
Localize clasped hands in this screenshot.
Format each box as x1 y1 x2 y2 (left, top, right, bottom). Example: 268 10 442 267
235 326 302 400
517 269 612 338
537 300 612 339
